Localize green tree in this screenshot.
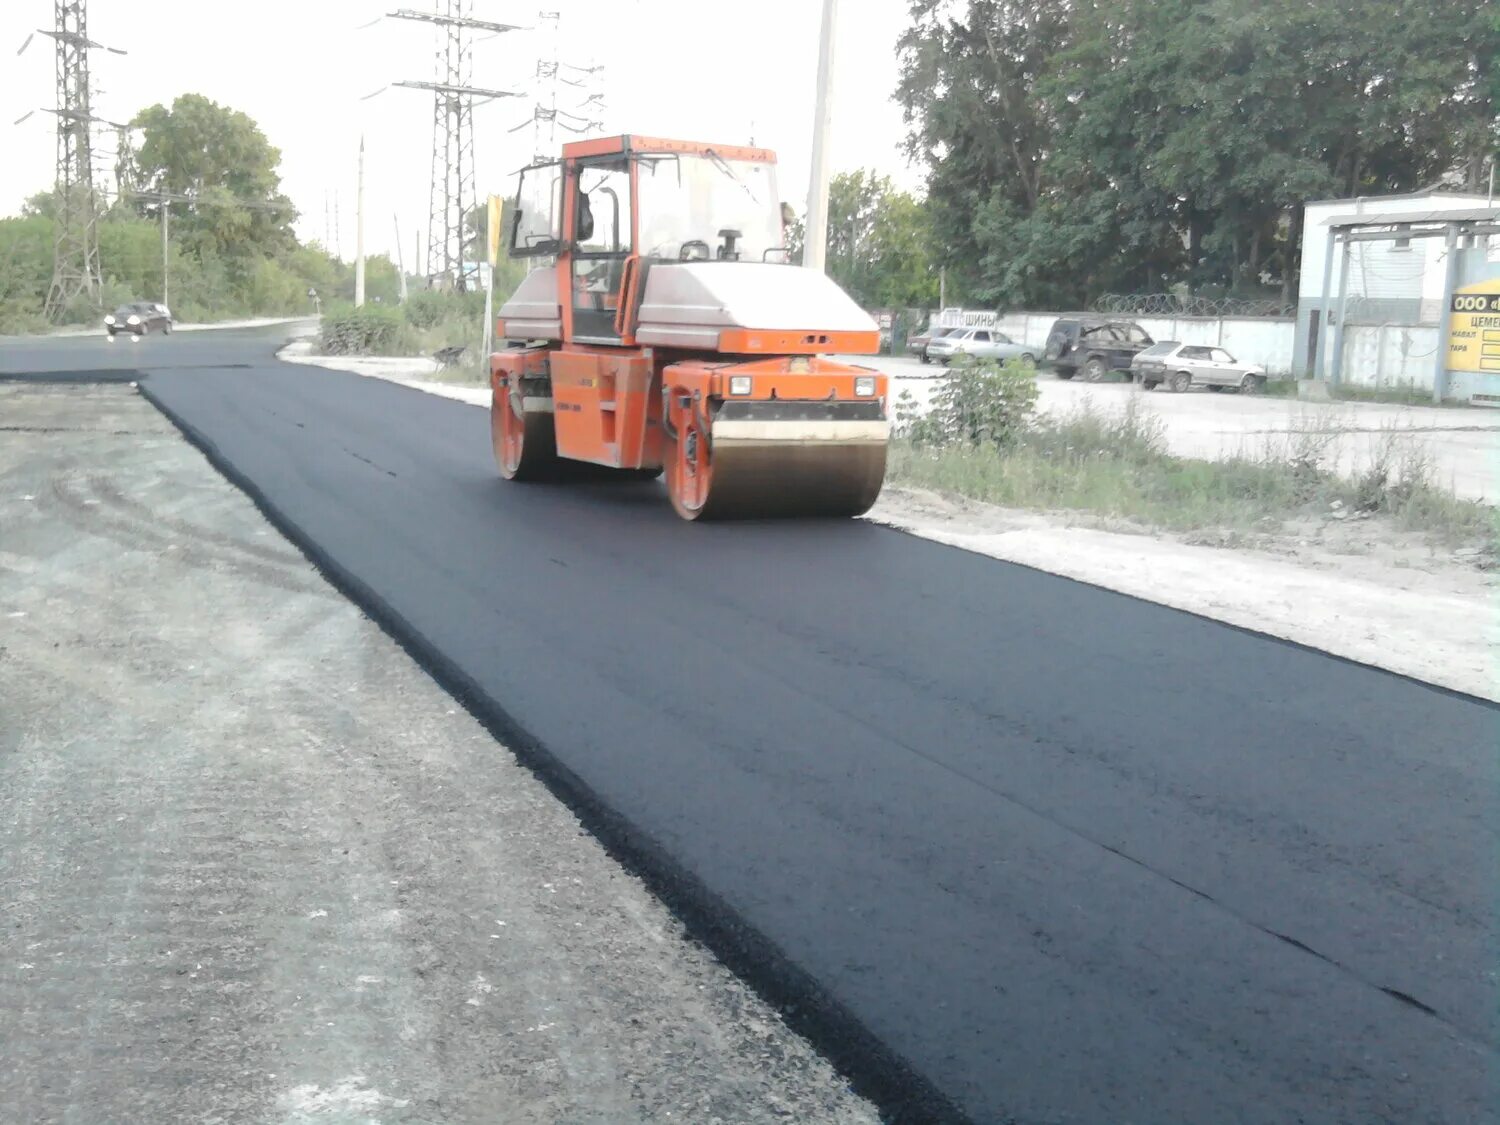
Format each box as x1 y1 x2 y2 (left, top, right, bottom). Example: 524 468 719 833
897 0 1497 308
784 172 941 308
825 170 938 307
131 93 297 262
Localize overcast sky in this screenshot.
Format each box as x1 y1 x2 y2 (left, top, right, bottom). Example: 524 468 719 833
1 0 926 263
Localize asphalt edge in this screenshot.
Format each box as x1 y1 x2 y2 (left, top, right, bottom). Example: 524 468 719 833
135 377 974 1125
862 513 1500 711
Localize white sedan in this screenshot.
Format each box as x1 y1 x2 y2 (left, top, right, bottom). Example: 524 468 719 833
1131 341 1267 393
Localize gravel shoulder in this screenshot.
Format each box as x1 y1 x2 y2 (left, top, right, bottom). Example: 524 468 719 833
0 383 876 1125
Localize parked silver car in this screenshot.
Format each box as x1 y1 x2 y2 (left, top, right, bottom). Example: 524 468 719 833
1131 341 1267 393
925 326 1037 366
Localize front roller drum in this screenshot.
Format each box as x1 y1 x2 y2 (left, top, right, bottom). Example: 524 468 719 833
665 403 888 521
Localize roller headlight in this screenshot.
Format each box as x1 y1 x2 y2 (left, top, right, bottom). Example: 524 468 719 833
854 375 876 396
729 375 752 396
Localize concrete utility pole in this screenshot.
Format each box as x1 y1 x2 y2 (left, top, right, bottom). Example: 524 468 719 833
355 135 366 307
803 0 838 273
160 198 168 308
394 214 409 303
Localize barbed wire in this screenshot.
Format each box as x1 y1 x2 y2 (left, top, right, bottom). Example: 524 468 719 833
1092 293 1295 318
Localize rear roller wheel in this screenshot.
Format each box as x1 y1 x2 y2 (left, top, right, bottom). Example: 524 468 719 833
666 415 715 520
491 382 560 481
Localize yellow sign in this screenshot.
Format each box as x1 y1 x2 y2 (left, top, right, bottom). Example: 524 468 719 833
486 194 503 268
1447 276 1500 373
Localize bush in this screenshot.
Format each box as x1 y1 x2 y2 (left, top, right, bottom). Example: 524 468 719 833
902 355 1040 448
319 304 415 355
402 290 450 330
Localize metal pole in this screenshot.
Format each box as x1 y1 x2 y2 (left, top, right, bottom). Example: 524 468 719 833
482 260 494 361
803 0 837 273
1433 223 1459 404
394 214 409 304
354 136 366 307
160 197 169 308
1330 234 1352 389
1313 223 1336 379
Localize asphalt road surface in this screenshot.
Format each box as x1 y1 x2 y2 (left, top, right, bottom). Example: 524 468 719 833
5 326 1497 1124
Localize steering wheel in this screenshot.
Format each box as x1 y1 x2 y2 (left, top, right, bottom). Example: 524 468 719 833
679 240 710 262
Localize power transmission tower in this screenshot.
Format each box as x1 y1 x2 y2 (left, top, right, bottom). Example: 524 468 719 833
507 13 605 164
36 1 125 319
390 4 523 291
113 123 136 202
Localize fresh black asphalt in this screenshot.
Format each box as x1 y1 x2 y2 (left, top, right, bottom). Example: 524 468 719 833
5 326 1497 1124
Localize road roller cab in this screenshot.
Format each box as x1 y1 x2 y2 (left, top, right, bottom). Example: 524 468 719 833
489 134 890 520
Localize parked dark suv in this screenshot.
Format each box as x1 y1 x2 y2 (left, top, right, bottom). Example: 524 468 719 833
1044 317 1153 381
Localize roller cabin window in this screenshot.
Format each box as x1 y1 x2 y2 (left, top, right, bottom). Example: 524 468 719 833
508 163 563 258
636 153 785 264
570 161 632 340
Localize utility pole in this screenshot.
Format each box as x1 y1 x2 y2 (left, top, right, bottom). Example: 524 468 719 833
804 0 838 274
355 135 366 307
394 214 409 303
390 3 524 291
160 197 169 307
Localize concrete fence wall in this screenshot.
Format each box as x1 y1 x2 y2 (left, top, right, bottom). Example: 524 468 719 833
1340 324 1442 388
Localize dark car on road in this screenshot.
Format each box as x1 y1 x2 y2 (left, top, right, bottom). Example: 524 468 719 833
1044 317 1153 381
105 301 174 339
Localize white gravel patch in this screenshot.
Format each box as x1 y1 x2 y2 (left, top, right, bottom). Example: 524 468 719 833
869 488 1497 703
278 338 490 407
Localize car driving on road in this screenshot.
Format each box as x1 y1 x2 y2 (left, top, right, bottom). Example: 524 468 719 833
925 326 1037 366
105 301 173 339
1132 341 1268 393
1044 317 1153 381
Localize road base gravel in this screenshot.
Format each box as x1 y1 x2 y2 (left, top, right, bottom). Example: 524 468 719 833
0 383 878 1125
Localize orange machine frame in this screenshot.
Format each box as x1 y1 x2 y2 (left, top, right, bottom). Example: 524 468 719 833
490 135 888 474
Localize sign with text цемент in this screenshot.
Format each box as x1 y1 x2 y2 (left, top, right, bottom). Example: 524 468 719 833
1448 277 1500 374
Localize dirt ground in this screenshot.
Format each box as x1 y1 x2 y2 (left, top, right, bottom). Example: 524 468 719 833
0 383 877 1124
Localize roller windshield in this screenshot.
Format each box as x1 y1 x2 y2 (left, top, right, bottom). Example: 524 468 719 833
636 153 785 264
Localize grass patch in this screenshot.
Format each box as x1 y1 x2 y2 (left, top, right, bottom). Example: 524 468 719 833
889 391 1498 548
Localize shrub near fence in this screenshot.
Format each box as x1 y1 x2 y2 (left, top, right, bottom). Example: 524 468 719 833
319 305 414 356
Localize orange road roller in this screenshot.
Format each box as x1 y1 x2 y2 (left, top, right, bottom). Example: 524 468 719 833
488 134 890 520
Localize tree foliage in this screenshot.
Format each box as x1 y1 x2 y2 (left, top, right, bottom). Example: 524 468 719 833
897 0 1499 309
1 94 422 330
788 171 942 308
131 93 297 261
